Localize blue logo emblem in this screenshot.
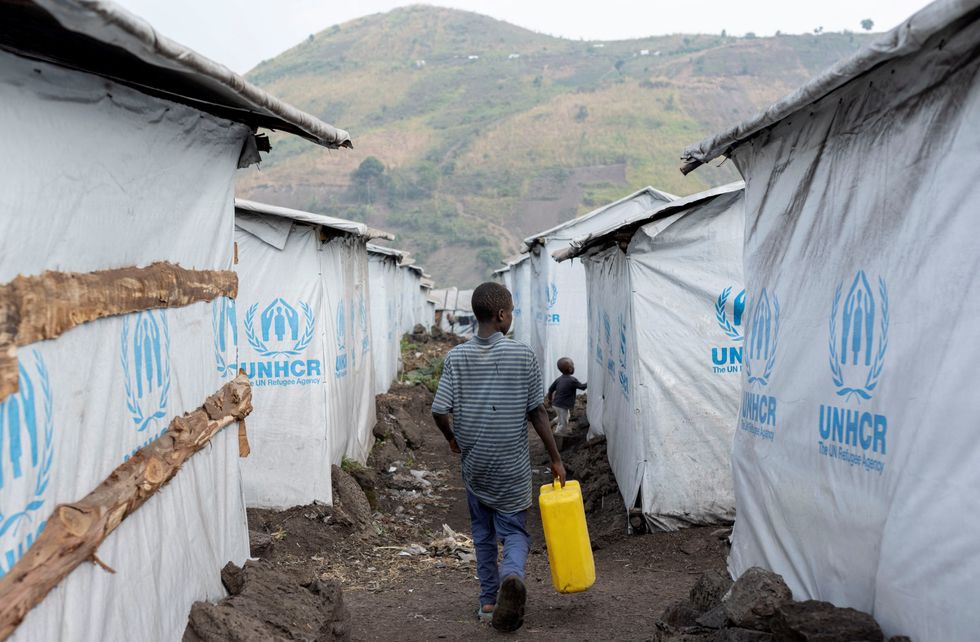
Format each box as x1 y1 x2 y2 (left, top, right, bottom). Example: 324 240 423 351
244 298 315 358
359 294 370 355
335 302 348 378
0 351 53 577
715 287 746 341
513 288 522 318
745 289 780 386
211 297 238 378
121 310 171 432
829 271 889 401
544 283 558 310
387 301 396 340
617 313 629 399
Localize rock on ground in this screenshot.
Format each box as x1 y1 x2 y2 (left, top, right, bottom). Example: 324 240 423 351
183 560 350 641
769 600 884 642
691 569 734 613
331 465 373 531
724 567 793 630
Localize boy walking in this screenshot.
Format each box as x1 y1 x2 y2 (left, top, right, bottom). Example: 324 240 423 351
547 358 587 435
431 282 565 633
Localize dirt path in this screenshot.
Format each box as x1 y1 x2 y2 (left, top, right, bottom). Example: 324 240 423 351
233 334 729 641
343 407 729 641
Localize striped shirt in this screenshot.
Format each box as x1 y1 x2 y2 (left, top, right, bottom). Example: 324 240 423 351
432 332 544 513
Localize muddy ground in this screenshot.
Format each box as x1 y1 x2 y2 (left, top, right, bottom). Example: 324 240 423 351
191 333 730 641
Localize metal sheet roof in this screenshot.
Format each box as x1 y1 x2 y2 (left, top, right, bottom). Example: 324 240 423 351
236 199 391 240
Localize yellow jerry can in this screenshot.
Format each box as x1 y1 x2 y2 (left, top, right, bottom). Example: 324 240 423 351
538 479 595 593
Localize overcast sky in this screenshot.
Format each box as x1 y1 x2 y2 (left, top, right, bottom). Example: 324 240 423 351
114 1 932 74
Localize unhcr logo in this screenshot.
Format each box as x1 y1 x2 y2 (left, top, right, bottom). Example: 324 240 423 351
540 283 559 325
335 301 348 378
744 289 780 386
244 298 315 358
0 351 54 578
739 289 780 443
240 298 322 388
121 310 171 433
711 286 745 373
359 294 370 355
211 297 238 378
617 313 629 399
818 271 890 474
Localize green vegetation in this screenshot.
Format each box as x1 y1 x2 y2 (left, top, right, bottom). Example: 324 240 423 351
238 5 875 287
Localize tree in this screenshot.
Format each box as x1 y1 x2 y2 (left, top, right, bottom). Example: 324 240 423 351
721 29 727 38
861 18 874 31
351 156 387 204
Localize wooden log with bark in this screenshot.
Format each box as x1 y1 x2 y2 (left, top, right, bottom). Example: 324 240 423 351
0 262 238 401
0 374 253 641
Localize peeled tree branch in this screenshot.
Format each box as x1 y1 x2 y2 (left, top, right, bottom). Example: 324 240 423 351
0 374 253 641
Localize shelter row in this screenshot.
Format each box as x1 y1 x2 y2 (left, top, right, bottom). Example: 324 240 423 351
0 2 435 640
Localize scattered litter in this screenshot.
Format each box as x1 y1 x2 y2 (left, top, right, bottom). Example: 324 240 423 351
397 544 428 557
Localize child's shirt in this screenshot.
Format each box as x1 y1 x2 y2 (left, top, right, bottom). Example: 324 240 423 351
432 332 543 513
548 374 587 410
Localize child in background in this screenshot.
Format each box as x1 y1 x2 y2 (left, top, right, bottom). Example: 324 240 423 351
547 358 587 436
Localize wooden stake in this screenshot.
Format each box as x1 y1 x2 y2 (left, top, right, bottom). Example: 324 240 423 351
0 374 252 640
0 262 238 402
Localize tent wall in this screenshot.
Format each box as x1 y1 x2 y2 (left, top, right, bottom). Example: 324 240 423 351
510 259 532 345
0 52 249 642
321 237 377 464
369 252 402 394
234 223 331 508
726 10 980 640
626 190 744 529
583 189 744 530
528 249 590 383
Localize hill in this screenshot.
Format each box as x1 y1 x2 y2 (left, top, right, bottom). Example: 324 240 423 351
236 5 873 286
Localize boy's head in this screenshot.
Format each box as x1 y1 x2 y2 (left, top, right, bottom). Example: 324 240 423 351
471 282 513 333
558 358 574 375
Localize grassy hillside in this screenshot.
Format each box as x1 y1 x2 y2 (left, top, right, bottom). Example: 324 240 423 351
237 5 873 286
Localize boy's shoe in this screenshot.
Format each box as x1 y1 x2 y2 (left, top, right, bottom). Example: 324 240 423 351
477 605 494 623
492 575 526 632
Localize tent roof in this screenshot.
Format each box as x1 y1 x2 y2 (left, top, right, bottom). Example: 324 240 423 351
235 199 392 240
522 186 676 250
680 0 979 174
367 244 405 259
2 0 352 149
554 182 745 262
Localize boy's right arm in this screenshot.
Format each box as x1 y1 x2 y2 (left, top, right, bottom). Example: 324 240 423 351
431 354 460 453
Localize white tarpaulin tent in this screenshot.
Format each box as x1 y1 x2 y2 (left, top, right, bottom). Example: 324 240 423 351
0 0 351 638
368 244 405 394
493 255 532 344
557 184 745 530
523 187 675 383
234 200 387 508
682 1 980 638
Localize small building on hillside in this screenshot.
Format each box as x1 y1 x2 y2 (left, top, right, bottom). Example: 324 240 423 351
681 1 980 638
555 183 745 530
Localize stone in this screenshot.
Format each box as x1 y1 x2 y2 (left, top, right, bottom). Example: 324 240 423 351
247 530 273 558
691 569 734 612
724 567 793 630
886 637 911 642
330 465 373 531
696 604 729 629
714 627 774 641
347 466 378 510
661 600 702 628
769 600 883 642
220 562 246 596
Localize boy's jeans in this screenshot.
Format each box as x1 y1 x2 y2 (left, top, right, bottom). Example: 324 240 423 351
553 407 570 433
466 490 530 606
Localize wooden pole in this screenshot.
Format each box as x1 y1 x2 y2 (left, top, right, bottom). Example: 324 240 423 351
0 262 238 401
0 374 253 640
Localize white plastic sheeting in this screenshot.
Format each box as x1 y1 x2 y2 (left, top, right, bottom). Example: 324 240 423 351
235 207 378 508
524 187 674 383
692 2 980 638
575 187 745 530
368 247 403 394
0 51 249 642
510 256 533 345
